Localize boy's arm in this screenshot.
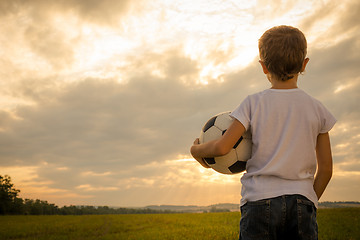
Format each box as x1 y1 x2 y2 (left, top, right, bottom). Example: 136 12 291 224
190 119 246 167
313 132 333 200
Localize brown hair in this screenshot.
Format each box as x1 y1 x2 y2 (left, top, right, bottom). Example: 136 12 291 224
259 25 307 81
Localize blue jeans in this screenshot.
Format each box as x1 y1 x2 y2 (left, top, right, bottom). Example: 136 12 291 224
239 194 318 240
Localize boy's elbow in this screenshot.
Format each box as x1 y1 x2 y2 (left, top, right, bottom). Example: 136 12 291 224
328 167 333 179
214 141 231 156
324 168 333 180
318 165 333 179
326 160 333 177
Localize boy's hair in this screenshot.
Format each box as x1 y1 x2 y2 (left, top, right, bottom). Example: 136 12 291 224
259 25 307 81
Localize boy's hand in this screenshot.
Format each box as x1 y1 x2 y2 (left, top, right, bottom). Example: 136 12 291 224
191 138 211 168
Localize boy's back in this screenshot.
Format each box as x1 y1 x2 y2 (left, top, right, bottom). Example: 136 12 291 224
231 88 336 208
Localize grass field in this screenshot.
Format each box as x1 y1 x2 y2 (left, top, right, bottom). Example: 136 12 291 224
0 208 359 240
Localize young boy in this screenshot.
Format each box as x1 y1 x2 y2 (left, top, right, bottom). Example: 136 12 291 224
190 26 336 240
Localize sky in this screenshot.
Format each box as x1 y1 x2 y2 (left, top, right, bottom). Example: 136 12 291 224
0 0 359 207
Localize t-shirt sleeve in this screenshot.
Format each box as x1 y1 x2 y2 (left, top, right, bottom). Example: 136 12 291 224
230 96 251 130
318 102 337 133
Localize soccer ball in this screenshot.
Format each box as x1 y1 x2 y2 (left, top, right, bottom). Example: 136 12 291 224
199 111 252 174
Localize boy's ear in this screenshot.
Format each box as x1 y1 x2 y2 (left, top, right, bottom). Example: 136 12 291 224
301 58 310 72
259 60 269 74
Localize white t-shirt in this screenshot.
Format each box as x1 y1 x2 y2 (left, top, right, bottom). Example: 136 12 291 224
231 88 336 208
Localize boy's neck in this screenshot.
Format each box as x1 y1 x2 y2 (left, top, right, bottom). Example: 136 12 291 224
270 75 298 89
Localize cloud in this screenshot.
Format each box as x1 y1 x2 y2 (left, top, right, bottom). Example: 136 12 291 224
300 0 360 48
299 1 338 33
0 0 139 25
3 28 359 204
0 50 231 167
0 42 256 205
24 25 75 70
64 0 134 25
0 0 145 72
303 35 360 101
1 0 360 206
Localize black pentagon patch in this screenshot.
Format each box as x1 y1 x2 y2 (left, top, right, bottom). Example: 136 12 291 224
202 116 217 132
228 161 246 173
203 157 215 165
233 136 243 148
222 129 227 135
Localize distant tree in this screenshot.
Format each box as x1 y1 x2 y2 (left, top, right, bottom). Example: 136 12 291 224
0 175 21 214
1 174 199 215
209 206 230 213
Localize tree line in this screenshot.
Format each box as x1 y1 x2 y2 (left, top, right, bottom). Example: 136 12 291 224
0 175 174 215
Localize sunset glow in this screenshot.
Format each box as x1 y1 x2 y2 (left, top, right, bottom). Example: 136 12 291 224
0 0 359 207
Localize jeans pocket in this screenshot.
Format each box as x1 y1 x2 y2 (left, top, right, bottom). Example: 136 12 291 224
240 200 270 239
297 197 318 239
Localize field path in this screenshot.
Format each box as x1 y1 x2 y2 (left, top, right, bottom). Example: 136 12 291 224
95 215 112 237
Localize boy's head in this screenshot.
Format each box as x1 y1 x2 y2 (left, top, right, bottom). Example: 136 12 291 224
259 25 307 81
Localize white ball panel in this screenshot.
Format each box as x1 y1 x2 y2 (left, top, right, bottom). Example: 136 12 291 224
215 149 238 166
211 149 237 174
235 138 252 160
201 126 222 143
211 166 232 174
214 112 234 131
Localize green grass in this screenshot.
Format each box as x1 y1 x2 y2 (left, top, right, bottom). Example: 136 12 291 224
317 208 360 240
0 208 359 240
